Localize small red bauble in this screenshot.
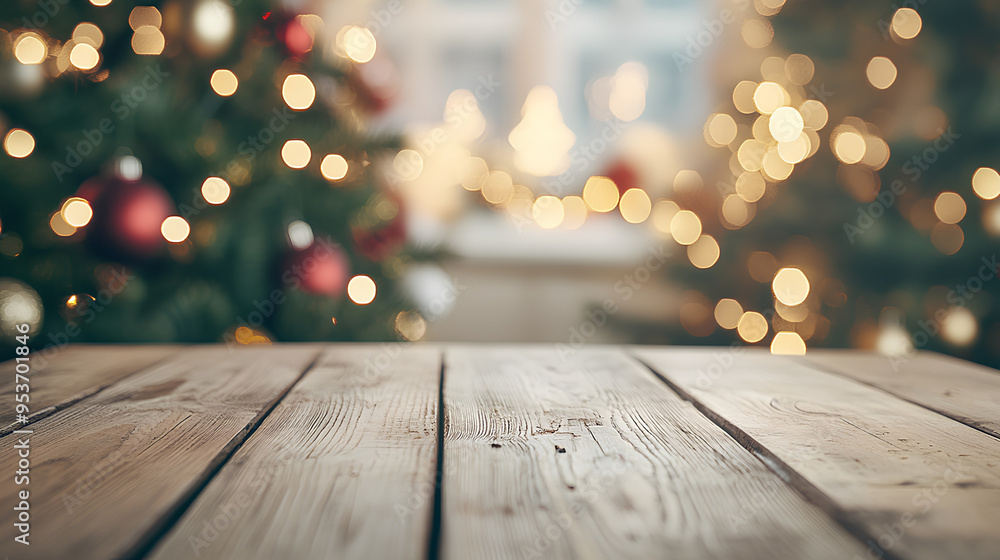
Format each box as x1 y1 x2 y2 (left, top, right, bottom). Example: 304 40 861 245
284 239 350 296
602 159 639 195
78 177 176 262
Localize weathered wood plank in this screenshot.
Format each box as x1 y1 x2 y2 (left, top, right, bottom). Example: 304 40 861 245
634 347 1000 560
442 346 868 560
0 344 320 560
802 350 1000 440
0 344 181 435
148 345 441 560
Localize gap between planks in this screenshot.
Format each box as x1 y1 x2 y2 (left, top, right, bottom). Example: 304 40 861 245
426 354 446 560
145 345 443 560
0 345 324 560
633 347 1000 560
121 348 326 560
794 351 1000 443
440 346 869 560
630 352 905 560
0 345 184 437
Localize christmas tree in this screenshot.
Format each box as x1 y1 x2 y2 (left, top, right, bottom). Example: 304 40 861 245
604 0 1000 367
0 0 411 350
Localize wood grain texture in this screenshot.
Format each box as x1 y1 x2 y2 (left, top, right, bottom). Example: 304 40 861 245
634 347 1000 560
0 344 320 560
148 345 441 560
442 346 868 560
0 344 181 435
802 350 1000 440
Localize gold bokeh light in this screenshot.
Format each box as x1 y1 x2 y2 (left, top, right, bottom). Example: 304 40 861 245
892 8 922 40
459 157 489 191
737 311 768 343
340 26 377 63
733 80 758 114
161 216 190 243
619 188 651 224
129 6 162 30
866 57 897 89
934 192 966 224
14 33 47 64
651 200 679 234
201 177 231 205
561 196 588 230
688 235 720 269
532 196 565 229
714 299 743 329
481 170 514 206
670 210 702 245
771 332 807 355
972 167 1000 200
70 43 100 71
736 172 766 203
282 74 316 111
348 275 377 304
132 26 165 55
50 212 77 237
321 154 349 181
705 113 738 147
769 107 804 143
772 267 810 306
582 176 619 212
210 69 238 96
281 140 312 169
73 23 104 48
833 131 866 164
784 54 814 85
753 81 786 115
61 198 93 227
4 129 35 158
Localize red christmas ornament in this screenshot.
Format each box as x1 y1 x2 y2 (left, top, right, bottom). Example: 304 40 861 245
603 159 639 195
345 57 398 115
352 193 406 262
78 176 176 262
277 17 313 58
262 11 313 58
284 239 350 296
353 217 405 262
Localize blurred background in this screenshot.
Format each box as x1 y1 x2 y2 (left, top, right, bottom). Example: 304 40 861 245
1 0 999 367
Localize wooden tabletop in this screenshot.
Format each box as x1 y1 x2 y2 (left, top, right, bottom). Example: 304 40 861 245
1 344 998 560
